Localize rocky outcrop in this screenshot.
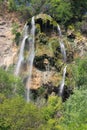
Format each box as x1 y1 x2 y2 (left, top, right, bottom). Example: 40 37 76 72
18 14 64 90
66 28 87 58
0 17 17 69
0 12 86 100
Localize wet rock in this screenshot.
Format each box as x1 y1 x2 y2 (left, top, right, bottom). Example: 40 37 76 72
67 30 75 39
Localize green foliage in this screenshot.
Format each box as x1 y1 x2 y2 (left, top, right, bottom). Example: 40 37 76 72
17 5 32 22
3 0 87 27
49 0 73 24
41 95 63 129
12 22 21 45
30 0 73 25
38 33 48 44
72 58 87 88
0 0 3 3
0 96 43 130
8 0 17 11
30 0 47 15
12 22 19 35
62 88 87 130
0 68 24 97
0 94 64 130
70 0 87 20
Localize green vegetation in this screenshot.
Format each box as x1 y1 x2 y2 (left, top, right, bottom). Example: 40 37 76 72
0 68 24 97
0 57 87 129
0 0 87 130
3 0 86 26
12 22 21 45
63 88 87 130
72 58 87 87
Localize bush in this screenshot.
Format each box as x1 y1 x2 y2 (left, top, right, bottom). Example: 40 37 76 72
0 96 44 130
72 58 87 88
0 68 24 97
12 22 21 45
17 5 32 22
8 0 17 11
62 88 87 130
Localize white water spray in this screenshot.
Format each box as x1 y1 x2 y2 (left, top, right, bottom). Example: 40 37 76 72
26 16 35 102
59 66 67 96
15 24 29 76
57 25 66 62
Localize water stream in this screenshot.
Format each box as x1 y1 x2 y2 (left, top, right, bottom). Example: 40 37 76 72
26 16 35 102
15 24 29 76
57 25 66 62
59 66 67 96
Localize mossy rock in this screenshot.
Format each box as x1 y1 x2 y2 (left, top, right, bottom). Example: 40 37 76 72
35 14 58 27
48 37 60 56
65 64 75 89
27 14 58 28
54 59 63 71
38 33 48 44
36 24 41 34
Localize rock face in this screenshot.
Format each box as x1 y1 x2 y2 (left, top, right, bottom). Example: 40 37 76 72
0 16 17 69
66 28 87 58
17 14 65 90
17 14 87 96
0 12 86 99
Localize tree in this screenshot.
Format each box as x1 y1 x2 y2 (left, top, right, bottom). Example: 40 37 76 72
0 96 44 130
62 88 87 130
41 95 63 129
69 0 87 20
48 0 73 24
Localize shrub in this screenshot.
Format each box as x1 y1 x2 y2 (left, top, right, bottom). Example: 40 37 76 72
8 0 17 11
12 22 21 45
63 88 87 130
0 68 24 97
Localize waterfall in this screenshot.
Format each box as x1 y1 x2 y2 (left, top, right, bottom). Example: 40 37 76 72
57 25 66 62
15 24 29 76
26 16 35 102
59 66 67 96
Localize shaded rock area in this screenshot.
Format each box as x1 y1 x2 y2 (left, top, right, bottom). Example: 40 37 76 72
31 82 73 101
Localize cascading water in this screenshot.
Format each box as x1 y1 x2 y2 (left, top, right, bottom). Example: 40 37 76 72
57 25 66 62
15 24 29 76
26 16 35 102
59 66 67 96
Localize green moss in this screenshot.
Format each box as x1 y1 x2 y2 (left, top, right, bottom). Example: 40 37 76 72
48 37 60 56
35 14 58 27
55 59 63 70
38 33 48 44
36 24 41 34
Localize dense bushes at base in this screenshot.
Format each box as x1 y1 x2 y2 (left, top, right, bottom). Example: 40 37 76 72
0 56 87 129
0 96 44 130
